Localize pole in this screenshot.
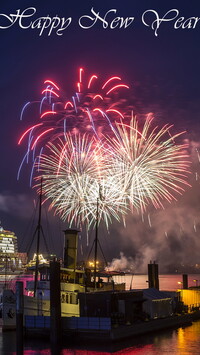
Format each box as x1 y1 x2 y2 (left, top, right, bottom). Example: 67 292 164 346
34 177 43 297
16 281 24 355
5 255 7 289
94 197 99 289
50 260 61 350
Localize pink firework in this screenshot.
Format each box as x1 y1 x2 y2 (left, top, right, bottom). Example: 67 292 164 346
18 68 130 152
18 67 130 182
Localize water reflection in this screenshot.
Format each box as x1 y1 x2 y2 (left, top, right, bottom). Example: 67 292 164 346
176 322 200 354
4 320 200 354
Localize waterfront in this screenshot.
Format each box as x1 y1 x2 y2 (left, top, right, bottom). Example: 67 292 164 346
0 273 200 354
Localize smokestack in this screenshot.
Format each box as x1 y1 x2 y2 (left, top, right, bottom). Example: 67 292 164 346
63 229 79 270
182 274 188 289
148 260 159 290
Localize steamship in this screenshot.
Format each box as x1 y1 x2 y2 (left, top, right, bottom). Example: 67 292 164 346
23 229 125 318
2 229 199 338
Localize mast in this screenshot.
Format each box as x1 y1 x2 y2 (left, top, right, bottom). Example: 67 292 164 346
33 177 43 297
93 197 99 289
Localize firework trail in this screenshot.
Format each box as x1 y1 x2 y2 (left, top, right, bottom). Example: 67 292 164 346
18 67 130 178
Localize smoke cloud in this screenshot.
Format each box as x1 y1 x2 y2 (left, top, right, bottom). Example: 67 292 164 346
100 139 200 274
105 252 135 272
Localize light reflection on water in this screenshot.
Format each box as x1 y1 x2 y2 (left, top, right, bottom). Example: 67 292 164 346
1 274 200 354
3 321 200 355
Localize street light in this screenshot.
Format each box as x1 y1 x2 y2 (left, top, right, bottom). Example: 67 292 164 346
193 279 198 287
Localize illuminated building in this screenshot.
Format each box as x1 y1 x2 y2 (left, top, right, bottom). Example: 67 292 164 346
27 253 48 268
0 226 25 272
178 289 200 311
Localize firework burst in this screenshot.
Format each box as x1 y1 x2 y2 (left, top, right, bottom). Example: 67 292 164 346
106 115 191 212
18 68 130 183
18 68 129 155
34 133 128 229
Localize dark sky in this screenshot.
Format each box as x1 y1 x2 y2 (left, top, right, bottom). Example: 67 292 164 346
1 0 200 271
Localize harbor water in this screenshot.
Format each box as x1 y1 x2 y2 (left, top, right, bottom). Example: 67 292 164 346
1 319 200 354
0 274 200 354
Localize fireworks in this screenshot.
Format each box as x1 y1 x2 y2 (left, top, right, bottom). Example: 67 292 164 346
105 115 191 213
34 116 190 230
34 134 128 229
18 67 191 231
18 68 129 157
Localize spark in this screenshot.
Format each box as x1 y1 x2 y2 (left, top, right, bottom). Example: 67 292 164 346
44 80 60 91
194 222 197 233
102 76 121 89
77 82 81 92
17 151 30 180
106 109 124 119
41 89 59 97
72 96 77 113
196 148 200 163
76 93 80 102
64 101 73 109
31 128 54 150
79 67 83 83
18 123 43 145
148 214 152 228
93 95 103 101
20 102 31 121
40 111 56 118
40 97 46 114
88 75 98 89
106 84 129 95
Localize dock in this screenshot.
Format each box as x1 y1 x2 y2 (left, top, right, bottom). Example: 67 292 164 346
23 311 200 341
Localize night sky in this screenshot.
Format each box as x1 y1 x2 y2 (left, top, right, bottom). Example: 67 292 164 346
1 0 200 272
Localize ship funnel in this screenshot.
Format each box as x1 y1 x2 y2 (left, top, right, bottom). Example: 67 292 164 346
63 229 79 269
148 260 159 290
182 274 188 289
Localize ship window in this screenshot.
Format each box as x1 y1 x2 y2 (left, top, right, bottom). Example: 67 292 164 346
66 294 69 303
71 293 78 305
61 294 65 303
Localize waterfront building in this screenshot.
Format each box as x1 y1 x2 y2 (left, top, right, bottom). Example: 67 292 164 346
179 288 200 311
0 225 26 272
